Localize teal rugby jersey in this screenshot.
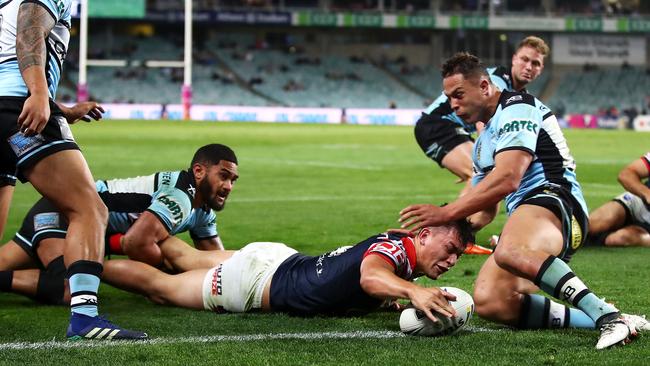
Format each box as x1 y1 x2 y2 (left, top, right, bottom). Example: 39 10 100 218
0 0 71 98
471 91 588 215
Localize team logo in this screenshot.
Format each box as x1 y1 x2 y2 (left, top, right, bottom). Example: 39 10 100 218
7 132 45 157
34 212 60 231
505 95 522 105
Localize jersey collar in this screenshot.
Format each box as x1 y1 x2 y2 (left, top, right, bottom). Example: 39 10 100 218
401 236 417 273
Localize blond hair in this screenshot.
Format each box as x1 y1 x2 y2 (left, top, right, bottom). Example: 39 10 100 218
517 36 550 57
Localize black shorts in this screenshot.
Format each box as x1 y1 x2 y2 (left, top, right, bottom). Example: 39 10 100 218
414 112 472 166
518 183 588 262
13 197 69 269
0 97 79 183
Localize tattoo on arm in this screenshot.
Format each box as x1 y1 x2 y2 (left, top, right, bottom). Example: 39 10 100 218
16 3 56 73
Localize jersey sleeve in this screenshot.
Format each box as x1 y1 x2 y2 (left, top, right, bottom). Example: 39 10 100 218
363 241 408 272
147 187 192 234
189 211 218 240
494 103 541 157
22 0 64 22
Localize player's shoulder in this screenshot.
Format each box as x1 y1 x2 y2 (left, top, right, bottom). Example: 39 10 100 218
498 90 536 110
155 170 195 200
29 0 72 20
488 65 512 90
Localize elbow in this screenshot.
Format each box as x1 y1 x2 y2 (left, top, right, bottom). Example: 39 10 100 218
359 274 381 298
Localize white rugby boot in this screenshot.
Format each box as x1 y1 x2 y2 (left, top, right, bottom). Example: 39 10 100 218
595 315 637 350
622 313 650 332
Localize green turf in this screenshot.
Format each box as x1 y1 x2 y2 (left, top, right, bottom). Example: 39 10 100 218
1 121 649 365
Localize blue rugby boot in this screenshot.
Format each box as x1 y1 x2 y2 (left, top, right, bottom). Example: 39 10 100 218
67 313 148 341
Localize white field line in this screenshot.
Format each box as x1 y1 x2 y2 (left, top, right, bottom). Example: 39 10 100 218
0 327 497 351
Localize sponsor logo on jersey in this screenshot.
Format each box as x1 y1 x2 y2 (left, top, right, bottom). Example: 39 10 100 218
211 264 223 296
498 120 538 136
570 215 582 250
160 172 172 186
505 95 523 105
7 132 45 157
33 212 60 231
156 195 184 224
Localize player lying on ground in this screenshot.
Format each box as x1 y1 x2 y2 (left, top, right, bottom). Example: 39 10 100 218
399 53 649 349
414 36 549 255
0 144 238 306
0 0 145 340
102 221 473 321
587 152 650 247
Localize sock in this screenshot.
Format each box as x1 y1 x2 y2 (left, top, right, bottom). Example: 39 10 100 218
534 256 619 326
519 294 595 329
0 271 13 292
67 260 103 318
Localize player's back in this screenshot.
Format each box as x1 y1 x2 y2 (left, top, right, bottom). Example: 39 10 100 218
0 0 72 98
269 233 416 315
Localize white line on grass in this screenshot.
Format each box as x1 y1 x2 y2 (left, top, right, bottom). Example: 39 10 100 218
0 328 498 351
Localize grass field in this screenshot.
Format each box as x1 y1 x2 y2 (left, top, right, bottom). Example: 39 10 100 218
1 120 649 365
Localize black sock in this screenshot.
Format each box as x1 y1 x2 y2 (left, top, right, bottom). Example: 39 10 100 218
0 271 13 292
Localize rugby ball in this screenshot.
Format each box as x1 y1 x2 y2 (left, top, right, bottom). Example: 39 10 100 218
399 287 474 336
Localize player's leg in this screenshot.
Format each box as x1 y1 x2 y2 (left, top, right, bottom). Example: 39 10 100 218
103 259 206 309
440 141 474 186
23 149 145 340
0 240 36 270
0 184 14 241
603 225 650 247
587 200 627 246
160 236 234 272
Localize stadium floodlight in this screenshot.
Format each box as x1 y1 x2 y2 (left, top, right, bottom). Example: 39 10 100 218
77 0 194 120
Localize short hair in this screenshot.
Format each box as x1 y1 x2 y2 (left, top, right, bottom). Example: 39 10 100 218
516 36 550 57
448 218 475 248
191 144 238 166
441 52 488 81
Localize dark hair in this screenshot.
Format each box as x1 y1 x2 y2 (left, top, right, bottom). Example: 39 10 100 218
191 144 238 166
441 52 488 81
449 218 475 248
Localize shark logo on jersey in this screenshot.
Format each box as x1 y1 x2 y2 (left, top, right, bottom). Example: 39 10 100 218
505 95 523 105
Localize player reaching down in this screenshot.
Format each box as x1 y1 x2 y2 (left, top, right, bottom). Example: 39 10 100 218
0 0 145 340
102 221 473 321
400 53 648 349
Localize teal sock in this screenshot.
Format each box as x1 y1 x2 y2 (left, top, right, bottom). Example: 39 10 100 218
534 256 618 325
67 261 103 318
519 294 595 329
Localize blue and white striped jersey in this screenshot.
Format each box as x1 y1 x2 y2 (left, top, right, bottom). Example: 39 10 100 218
96 170 218 241
0 0 71 98
471 91 588 215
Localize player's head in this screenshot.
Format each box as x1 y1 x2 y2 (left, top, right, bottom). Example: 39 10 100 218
441 52 492 124
511 36 549 89
191 144 239 211
414 219 474 279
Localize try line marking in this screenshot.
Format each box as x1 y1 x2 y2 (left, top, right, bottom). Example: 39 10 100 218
0 327 497 351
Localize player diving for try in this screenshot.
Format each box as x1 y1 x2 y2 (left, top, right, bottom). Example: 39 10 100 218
101 220 473 322
400 53 649 349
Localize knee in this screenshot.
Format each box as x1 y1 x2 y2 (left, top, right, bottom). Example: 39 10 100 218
35 256 67 305
473 286 501 321
123 243 163 267
492 246 520 273
603 233 628 247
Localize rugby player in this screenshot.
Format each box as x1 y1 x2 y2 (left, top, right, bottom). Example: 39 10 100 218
102 220 473 321
415 36 549 255
0 0 146 340
399 53 648 349
587 152 650 247
0 144 238 307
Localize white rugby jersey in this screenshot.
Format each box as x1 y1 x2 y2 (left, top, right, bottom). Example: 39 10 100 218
0 0 71 98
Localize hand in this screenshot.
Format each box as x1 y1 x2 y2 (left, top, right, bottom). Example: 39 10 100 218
408 286 457 323
399 204 448 231
18 93 50 136
63 101 105 124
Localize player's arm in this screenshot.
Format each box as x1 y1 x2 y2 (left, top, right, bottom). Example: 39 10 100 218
56 101 105 124
401 150 531 230
15 2 56 136
618 155 650 206
121 211 170 267
359 254 456 322
193 236 224 251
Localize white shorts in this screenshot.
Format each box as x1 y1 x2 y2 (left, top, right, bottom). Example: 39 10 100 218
201 242 297 313
614 192 650 230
